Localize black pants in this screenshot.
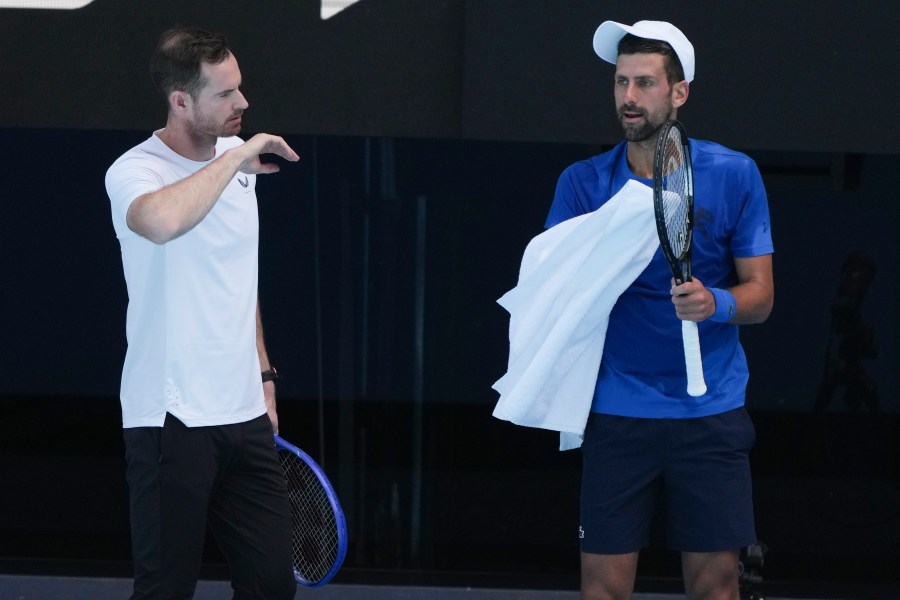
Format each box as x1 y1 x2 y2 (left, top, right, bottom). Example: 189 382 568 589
123 413 295 600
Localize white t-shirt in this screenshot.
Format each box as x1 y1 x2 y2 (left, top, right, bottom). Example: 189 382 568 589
106 131 266 428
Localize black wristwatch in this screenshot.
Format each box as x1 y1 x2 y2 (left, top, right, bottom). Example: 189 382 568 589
261 367 278 383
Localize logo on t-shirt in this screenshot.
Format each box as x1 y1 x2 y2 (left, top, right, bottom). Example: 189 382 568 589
695 205 713 242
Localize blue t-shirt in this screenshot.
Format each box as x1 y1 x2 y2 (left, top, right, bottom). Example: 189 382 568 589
546 140 774 418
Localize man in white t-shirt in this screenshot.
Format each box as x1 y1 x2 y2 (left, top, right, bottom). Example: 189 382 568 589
105 25 299 600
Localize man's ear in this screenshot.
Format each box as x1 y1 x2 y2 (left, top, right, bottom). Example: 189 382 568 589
169 90 191 114
672 80 689 109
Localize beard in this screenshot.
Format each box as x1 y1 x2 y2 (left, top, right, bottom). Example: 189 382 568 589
617 91 676 143
188 109 243 141
617 106 671 143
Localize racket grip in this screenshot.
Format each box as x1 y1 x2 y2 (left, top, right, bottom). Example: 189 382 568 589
682 320 707 397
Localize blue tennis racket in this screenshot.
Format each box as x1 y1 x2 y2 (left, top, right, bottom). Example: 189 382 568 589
274 434 347 587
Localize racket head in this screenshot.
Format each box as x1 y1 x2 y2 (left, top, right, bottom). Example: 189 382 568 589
274 434 348 587
653 119 694 284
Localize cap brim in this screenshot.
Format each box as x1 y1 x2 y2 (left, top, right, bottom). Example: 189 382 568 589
592 20 631 64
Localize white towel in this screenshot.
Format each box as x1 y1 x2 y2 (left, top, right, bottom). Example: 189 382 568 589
492 180 659 450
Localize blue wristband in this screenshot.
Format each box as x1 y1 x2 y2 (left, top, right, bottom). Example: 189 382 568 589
709 287 737 323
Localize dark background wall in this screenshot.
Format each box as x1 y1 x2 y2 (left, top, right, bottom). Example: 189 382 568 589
2 0 900 152
1 1 899 596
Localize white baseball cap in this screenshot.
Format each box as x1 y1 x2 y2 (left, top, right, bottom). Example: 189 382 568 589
592 20 695 82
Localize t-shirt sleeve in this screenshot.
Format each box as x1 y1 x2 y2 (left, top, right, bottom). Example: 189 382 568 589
545 162 593 229
731 159 774 258
105 154 165 240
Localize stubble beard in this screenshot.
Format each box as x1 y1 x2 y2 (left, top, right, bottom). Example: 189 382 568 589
618 91 676 146
618 108 670 145
189 110 242 143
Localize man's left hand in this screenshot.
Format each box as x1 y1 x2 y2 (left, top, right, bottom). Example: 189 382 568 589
264 380 279 434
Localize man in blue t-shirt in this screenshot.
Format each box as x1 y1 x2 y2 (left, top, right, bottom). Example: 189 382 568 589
548 20 774 600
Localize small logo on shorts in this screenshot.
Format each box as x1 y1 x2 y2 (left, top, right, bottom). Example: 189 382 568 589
578 525 584 539
238 176 250 188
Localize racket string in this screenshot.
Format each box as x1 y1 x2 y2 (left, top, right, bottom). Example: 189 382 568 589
279 451 340 583
661 136 690 261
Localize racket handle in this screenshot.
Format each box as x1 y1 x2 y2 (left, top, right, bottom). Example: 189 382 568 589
682 320 707 397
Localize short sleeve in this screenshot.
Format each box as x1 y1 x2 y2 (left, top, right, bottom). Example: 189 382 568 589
105 154 165 240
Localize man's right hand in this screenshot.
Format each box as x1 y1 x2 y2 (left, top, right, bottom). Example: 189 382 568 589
233 133 300 175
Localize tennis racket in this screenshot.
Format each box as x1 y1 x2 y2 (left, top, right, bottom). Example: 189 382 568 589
274 434 348 587
653 119 707 397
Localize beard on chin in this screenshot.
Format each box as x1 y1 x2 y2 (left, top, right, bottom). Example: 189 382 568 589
621 117 665 143
618 102 675 143
189 113 243 140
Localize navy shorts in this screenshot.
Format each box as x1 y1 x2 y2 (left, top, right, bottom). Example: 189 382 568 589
579 407 757 554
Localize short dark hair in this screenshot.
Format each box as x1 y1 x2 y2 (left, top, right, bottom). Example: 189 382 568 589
618 34 685 85
150 25 232 102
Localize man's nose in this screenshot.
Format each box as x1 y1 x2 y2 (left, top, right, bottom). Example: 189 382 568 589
235 90 249 111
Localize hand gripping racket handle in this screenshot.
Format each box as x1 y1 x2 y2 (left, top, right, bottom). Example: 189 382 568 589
682 320 707 396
